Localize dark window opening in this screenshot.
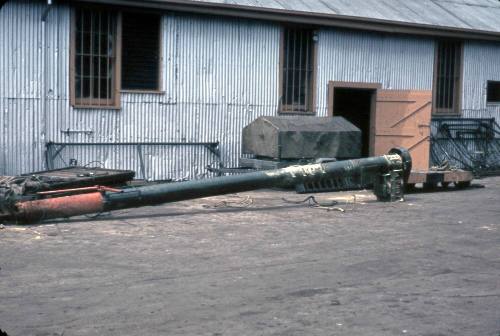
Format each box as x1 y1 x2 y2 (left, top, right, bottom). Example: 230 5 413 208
487 81 500 103
281 28 315 113
333 88 374 157
434 40 462 115
74 8 117 107
121 12 161 91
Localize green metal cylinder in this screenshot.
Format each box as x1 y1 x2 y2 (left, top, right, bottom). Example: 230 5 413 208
103 152 406 211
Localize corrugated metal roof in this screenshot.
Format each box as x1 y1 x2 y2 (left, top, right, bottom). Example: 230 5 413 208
175 0 500 32
85 0 500 39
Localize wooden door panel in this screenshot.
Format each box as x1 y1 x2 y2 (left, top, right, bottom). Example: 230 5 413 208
374 90 432 171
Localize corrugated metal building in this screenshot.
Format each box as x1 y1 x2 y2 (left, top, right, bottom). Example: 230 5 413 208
1 0 499 179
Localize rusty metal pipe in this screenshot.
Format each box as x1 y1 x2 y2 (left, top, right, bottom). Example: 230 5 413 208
16 192 105 222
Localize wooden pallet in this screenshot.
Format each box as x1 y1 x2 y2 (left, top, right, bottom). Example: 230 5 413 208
407 170 473 189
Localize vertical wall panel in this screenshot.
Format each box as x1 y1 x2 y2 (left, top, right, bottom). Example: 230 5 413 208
43 10 281 180
0 0 45 175
462 41 500 121
2 0 499 179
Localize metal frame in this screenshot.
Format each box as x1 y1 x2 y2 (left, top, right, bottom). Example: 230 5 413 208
45 141 222 179
430 117 500 175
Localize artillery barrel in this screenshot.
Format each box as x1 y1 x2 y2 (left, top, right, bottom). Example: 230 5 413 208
14 148 411 223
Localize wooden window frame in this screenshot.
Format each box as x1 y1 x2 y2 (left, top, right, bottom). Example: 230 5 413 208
432 40 463 116
278 26 317 115
70 7 122 109
70 6 164 109
120 10 163 94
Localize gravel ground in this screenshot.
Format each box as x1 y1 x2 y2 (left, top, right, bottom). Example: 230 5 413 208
0 177 499 336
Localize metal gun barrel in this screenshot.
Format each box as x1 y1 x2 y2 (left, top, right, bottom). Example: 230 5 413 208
13 148 411 223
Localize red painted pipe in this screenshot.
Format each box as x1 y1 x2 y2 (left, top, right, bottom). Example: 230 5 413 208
16 192 105 222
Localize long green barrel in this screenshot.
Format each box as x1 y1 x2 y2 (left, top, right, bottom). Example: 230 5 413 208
102 148 411 211
13 148 411 222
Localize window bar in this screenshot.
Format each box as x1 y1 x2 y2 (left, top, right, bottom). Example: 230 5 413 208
285 29 289 109
112 13 117 106
106 12 111 106
443 42 449 111
283 29 291 111
89 11 94 107
436 44 440 110
283 29 290 110
443 42 448 111
291 29 297 112
451 44 456 110
97 11 102 106
444 44 447 110
309 31 313 111
446 43 453 113
446 43 452 111
441 42 448 112
79 10 84 104
447 43 452 110
450 43 456 111
158 17 162 90
438 43 443 110
436 43 441 110
436 43 443 109
437 43 440 110
304 32 311 111
450 44 456 111
453 43 462 112
298 30 303 111
444 43 447 110
457 44 461 110
450 43 455 110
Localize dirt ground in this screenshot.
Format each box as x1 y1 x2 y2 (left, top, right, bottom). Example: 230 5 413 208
0 177 499 336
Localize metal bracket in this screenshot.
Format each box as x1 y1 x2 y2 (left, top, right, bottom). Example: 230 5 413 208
60 129 94 136
204 143 222 164
373 169 404 202
45 142 67 170
137 145 146 180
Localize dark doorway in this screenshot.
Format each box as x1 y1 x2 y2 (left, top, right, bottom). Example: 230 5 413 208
333 88 375 157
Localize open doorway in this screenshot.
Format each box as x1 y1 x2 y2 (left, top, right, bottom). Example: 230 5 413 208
329 82 380 157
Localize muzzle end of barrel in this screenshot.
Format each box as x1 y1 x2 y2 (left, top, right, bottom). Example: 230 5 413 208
388 147 412 184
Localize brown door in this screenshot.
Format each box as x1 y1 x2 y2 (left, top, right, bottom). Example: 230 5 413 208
373 90 432 171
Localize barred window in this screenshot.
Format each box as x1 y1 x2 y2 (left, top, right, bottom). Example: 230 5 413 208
434 41 462 115
72 8 118 108
280 28 315 114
